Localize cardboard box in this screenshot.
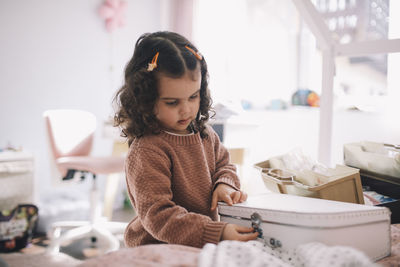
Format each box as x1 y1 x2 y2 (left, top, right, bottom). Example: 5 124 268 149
254 160 364 204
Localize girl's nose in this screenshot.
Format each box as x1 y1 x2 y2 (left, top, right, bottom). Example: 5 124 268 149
180 101 191 115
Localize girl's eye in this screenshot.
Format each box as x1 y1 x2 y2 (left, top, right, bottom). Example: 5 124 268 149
166 101 178 106
190 94 199 100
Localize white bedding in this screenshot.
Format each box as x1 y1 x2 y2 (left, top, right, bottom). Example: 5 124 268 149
198 240 377 267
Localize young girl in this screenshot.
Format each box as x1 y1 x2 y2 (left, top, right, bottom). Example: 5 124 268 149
113 31 258 248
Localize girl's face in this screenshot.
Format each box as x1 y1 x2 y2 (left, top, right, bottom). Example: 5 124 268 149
154 69 201 134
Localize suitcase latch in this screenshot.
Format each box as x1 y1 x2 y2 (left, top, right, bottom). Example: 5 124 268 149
251 212 263 238
251 212 282 249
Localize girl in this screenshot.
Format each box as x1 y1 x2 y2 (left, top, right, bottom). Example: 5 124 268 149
113 31 258 248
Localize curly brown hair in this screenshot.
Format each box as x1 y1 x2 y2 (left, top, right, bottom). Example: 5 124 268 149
113 31 213 144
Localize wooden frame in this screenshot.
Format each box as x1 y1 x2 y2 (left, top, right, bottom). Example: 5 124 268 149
292 0 400 166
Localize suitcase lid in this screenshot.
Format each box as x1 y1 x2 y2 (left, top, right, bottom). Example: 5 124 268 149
218 193 391 228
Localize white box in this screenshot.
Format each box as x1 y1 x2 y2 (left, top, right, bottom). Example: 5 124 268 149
0 151 34 210
218 193 391 261
344 141 400 178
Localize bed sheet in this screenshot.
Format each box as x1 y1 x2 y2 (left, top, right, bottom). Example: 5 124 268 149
378 223 400 266
79 224 400 267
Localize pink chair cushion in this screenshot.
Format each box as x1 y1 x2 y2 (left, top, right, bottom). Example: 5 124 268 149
56 156 125 176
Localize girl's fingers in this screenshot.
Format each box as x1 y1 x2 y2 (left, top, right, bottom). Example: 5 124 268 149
222 193 233 206
238 231 259 241
233 225 259 241
212 192 233 211
222 224 259 241
238 191 248 203
234 225 255 233
232 190 248 204
231 191 241 204
211 187 248 211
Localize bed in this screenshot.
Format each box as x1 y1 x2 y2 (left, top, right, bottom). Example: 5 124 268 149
78 224 400 267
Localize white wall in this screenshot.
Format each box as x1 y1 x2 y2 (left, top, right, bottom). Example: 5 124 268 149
0 0 162 200
1 0 399 204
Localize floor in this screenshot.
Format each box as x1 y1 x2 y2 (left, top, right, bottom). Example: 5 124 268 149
58 207 136 260
0 207 136 266
113 207 136 223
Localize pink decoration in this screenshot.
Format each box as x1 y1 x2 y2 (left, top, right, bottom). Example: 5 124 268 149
98 0 127 33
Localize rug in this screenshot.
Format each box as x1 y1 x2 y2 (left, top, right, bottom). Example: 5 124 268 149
0 233 125 267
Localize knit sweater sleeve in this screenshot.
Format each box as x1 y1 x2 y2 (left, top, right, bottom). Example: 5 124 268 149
126 143 226 248
208 126 241 191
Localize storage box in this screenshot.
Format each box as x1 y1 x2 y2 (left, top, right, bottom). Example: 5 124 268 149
343 141 400 223
218 193 391 261
254 160 364 204
344 142 400 178
358 169 400 224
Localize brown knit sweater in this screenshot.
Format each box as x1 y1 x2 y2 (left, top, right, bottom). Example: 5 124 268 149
124 125 240 248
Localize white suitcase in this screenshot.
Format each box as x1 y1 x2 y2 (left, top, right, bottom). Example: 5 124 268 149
218 193 391 261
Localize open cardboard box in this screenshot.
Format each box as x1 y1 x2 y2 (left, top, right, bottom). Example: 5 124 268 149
254 160 364 204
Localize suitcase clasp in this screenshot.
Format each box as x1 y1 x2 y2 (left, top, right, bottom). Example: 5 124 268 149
251 212 263 238
251 212 282 249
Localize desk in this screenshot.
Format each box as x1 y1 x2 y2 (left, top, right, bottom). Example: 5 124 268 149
0 151 34 210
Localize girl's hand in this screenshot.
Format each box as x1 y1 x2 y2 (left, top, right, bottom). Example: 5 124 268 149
221 224 259 241
211 183 248 211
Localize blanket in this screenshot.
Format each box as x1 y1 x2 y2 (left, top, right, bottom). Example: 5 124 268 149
198 240 378 267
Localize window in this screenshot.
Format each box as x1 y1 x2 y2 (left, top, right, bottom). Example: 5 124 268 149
193 0 400 166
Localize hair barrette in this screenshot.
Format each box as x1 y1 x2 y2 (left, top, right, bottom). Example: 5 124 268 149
185 45 202 60
147 52 159 72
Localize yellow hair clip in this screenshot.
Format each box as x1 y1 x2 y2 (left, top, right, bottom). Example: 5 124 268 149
185 45 202 60
147 52 159 71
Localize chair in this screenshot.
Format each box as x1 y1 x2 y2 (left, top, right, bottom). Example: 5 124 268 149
43 109 127 255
